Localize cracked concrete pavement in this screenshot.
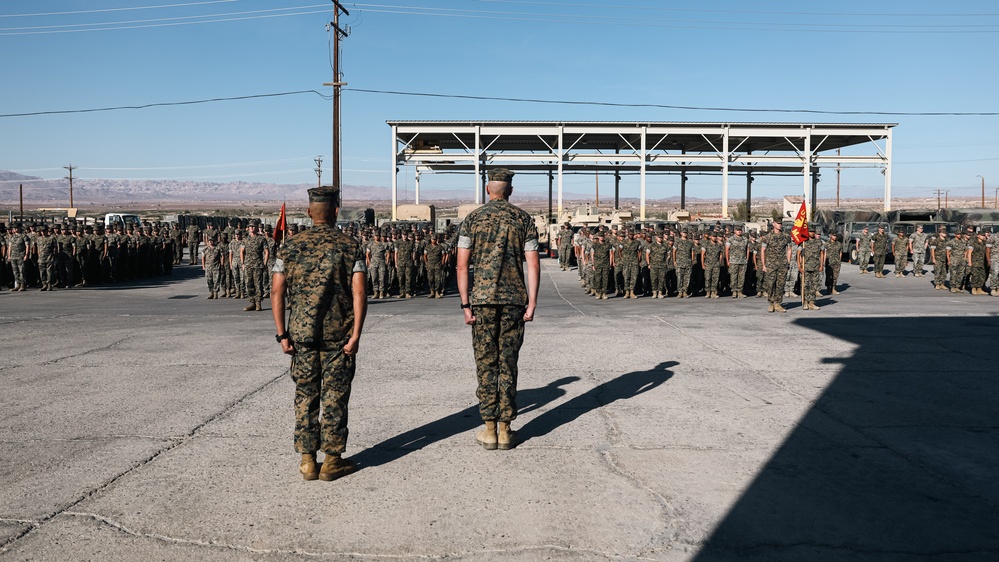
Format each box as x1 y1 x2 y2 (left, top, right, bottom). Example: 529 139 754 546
1 258 997 560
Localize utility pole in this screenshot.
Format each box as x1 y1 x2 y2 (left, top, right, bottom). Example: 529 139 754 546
994 187 998 209
945 190 950 209
977 175 985 208
934 189 944 210
63 164 77 208
594 170 599 210
314 155 323 187
19 184 24 223
323 1 350 207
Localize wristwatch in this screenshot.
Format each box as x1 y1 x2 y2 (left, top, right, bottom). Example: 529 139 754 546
275 333 289 343
460 303 471 309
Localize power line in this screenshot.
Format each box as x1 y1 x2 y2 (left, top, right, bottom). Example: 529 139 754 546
0 1 238 18
0 90 331 118
344 87 999 116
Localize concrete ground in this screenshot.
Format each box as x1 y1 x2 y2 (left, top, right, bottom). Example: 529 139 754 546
1 258 997 561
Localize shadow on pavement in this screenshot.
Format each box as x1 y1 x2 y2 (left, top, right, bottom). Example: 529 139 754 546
351 376 580 470
694 316 999 561
517 360 678 441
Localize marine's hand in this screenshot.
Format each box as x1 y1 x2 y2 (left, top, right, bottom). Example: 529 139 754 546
343 336 359 356
280 339 295 355
523 305 535 322
463 308 476 326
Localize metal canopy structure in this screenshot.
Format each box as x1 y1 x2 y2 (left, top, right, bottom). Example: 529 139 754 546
389 120 897 221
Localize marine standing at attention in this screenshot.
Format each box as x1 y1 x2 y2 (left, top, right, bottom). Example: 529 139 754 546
456 169 540 451
271 186 368 481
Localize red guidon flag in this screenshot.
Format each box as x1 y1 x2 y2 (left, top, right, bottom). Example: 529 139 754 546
791 200 809 244
274 202 287 246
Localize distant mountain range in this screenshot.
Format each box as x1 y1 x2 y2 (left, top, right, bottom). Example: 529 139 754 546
0 169 748 205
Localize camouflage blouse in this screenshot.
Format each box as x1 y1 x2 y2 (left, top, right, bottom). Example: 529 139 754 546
457 198 539 306
274 224 367 345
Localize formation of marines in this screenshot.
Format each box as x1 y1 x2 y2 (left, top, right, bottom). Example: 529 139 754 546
0 221 181 291
557 219 999 311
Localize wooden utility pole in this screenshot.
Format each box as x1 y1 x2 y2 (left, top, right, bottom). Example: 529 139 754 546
835 148 842 207
19 184 23 223
934 189 946 210
64 164 77 208
323 1 350 207
977 175 985 208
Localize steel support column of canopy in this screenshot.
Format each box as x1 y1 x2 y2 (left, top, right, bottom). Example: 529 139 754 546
803 133 812 222
721 129 730 219
557 126 564 218
640 129 647 221
391 124 398 221
884 129 893 212
414 169 421 205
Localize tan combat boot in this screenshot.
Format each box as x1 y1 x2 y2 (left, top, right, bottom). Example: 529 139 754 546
206 293 213 300
773 303 787 313
476 421 498 450
831 288 840 295
318 453 357 481
255 301 262 311
497 422 519 450
300 453 319 481
244 303 256 311
767 303 775 313
600 293 607 300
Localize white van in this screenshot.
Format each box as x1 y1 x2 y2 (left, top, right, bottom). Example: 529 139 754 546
104 213 143 229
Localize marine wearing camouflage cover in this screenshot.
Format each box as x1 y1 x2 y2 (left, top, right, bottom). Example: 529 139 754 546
761 226 791 305
726 232 749 296
242 228 268 305
274 222 367 454
394 237 415 297
892 231 909 275
824 236 843 291
947 234 969 292
202 241 223 295
647 236 670 296
457 187 539 423
968 234 987 292
799 235 824 305
857 229 873 273
872 227 889 276
618 235 641 295
701 238 723 296
673 234 694 297
909 227 929 276
930 231 950 288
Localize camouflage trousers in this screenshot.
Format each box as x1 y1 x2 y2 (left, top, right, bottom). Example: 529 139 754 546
9 257 26 288
592 265 609 295
369 262 387 293
188 242 200 264
558 245 572 268
826 261 842 289
290 341 355 454
764 264 789 304
729 263 747 294
912 249 926 275
704 264 720 294
755 264 765 292
950 262 968 290
969 264 987 290
621 262 639 293
989 259 999 289
933 260 948 287
802 269 820 303
676 266 692 295
205 266 222 292
397 263 413 296
893 251 907 274
785 268 798 294
174 242 184 264
245 266 265 303
37 259 55 286
873 249 887 274
650 266 666 293
858 249 871 272
230 265 243 295
471 305 525 423
427 264 444 293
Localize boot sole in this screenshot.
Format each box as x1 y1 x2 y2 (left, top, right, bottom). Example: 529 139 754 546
318 463 357 481
476 438 498 450
497 432 520 450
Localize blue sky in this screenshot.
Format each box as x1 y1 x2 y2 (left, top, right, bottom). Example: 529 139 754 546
1 0 998 202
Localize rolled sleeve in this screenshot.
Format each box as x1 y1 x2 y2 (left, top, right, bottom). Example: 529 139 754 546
457 235 472 249
353 259 368 274
524 238 539 252
271 258 285 274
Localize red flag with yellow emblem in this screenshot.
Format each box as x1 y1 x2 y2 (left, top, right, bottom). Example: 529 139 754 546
791 200 809 244
274 202 287 246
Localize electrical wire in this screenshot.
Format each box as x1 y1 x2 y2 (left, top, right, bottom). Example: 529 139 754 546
344 87 999 116
0 1 238 18
0 90 331 118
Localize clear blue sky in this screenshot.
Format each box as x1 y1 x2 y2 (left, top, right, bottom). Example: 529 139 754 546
1 0 998 202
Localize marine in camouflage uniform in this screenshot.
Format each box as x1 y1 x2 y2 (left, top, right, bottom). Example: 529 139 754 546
929 229 950 290
202 238 223 298
798 231 825 310
967 231 988 295
34 226 58 291
872 225 889 277
7 224 28 291
456 168 540 451
647 233 670 298
988 231 999 296
557 224 573 270
424 235 446 298
673 230 695 298
701 234 724 298
590 232 612 299
750 232 765 297
272 186 367 481
186 223 201 265
761 222 792 313
618 232 641 298
946 232 969 293
824 233 844 294
725 227 749 298
892 230 909 277
241 223 269 310
909 225 928 277
366 232 390 298
856 227 873 274
395 234 416 298
227 231 244 298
